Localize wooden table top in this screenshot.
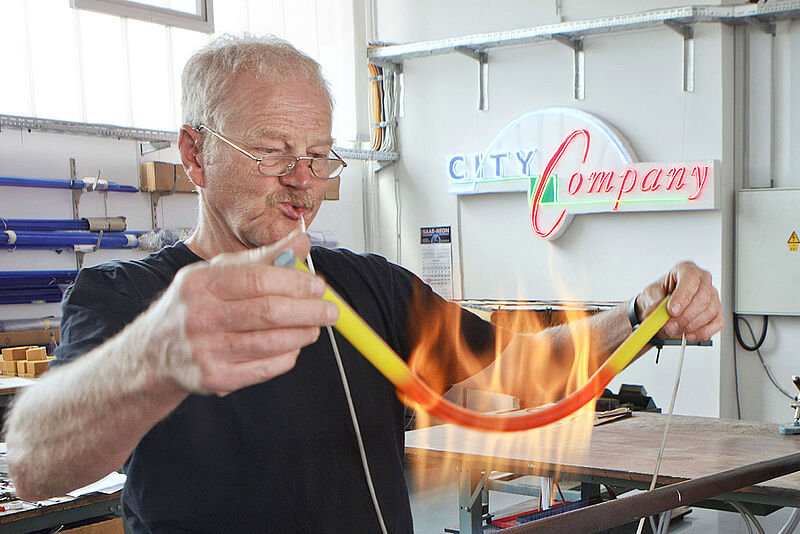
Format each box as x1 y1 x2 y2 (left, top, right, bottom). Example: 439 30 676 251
405 412 800 503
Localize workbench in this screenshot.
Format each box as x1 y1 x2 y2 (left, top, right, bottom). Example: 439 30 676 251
0 490 124 533
405 412 800 533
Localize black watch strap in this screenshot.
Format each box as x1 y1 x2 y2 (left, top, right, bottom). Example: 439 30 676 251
627 296 640 328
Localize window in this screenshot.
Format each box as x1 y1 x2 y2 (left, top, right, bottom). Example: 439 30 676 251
0 0 358 143
70 0 214 33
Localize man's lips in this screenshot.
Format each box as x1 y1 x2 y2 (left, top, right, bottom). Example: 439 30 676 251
279 201 308 220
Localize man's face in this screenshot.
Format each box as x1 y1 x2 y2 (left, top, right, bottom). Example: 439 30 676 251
200 72 333 249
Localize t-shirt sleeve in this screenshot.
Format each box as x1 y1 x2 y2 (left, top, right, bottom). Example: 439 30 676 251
387 261 514 395
53 267 146 367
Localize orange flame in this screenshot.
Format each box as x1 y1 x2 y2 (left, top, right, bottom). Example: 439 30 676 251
405 283 599 502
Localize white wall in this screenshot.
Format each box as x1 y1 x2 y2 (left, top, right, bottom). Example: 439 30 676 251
373 1 800 422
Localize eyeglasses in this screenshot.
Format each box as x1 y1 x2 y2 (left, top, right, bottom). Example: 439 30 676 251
198 125 347 180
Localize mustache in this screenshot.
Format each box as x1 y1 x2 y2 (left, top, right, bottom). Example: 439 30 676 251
266 190 316 211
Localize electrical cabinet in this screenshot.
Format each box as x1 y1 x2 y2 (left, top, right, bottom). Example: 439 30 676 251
736 188 800 316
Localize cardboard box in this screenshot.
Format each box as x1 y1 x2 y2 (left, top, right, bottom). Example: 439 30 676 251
0 361 17 376
26 360 49 375
1 329 59 348
140 162 195 193
26 347 47 361
63 517 124 534
16 361 27 375
323 176 340 201
2 346 31 361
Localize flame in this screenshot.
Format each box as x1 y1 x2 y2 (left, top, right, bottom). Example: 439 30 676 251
281 255 668 506
405 281 598 502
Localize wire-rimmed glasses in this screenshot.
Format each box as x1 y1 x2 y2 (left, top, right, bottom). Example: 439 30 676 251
198 125 347 180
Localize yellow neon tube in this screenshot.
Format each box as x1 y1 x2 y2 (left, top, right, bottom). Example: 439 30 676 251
284 255 670 432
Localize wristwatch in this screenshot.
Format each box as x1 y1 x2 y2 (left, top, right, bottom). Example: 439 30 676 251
628 295 666 350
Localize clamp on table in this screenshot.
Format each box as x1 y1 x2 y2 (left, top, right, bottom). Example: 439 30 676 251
779 375 800 435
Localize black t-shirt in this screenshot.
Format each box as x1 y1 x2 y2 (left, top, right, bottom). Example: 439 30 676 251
55 243 503 533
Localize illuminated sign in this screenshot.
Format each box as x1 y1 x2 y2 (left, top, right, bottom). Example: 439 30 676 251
446 107 719 239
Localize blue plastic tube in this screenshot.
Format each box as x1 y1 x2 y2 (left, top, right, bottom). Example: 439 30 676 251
0 175 138 193
0 271 77 288
1 218 89 232
1 231 138 249
0 288 65 305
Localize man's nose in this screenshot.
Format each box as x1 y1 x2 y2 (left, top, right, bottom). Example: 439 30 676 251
278 159 315 190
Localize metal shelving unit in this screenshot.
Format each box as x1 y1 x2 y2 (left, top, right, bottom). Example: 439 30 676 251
334 147 398 162
0 114 399 163
368 2 800 102
0 114 177 143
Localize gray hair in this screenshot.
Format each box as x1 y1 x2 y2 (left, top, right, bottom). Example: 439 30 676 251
181 33 334 133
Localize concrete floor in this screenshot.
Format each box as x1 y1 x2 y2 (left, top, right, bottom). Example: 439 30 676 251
407 466 799 534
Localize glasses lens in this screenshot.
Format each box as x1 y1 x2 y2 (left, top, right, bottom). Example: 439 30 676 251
310 158 344 179
258 155 296 176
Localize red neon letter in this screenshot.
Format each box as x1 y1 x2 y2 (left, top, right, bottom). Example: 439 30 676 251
688 166 709 201
568 172 583 195
666 167 686 190
614 169 637 210
588 171 614 194
641 168 662 191
530 129 590 239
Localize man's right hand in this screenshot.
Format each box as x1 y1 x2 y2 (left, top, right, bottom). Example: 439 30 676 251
148 231 339 396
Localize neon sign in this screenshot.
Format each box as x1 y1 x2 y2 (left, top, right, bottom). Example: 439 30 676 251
446 108 719 239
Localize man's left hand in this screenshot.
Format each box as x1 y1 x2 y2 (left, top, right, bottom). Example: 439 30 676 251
635 261 724 343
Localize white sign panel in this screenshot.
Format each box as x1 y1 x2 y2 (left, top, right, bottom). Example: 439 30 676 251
445 107 719 239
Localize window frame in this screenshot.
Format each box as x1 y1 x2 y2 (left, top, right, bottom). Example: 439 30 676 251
70 0 214 33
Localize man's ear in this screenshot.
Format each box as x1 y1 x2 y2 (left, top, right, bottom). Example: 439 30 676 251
178 125 206 189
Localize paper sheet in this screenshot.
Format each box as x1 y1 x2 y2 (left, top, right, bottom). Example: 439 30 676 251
0 377 36 391
67 472 127 497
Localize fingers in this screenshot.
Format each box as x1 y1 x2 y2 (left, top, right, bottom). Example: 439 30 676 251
203 232 320 301
646 261 723 342
159 231 339 395
189 327 321 365
663 262 703 318
191 295 338 333
203 263 325 301
208 352 302 396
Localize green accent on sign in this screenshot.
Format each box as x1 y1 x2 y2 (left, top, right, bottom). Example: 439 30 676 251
527 175 557 206
550 197 688 207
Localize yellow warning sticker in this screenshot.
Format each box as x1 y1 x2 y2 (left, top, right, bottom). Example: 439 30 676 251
789 231 799 252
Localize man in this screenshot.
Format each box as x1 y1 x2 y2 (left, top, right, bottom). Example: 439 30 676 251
6 35 723 533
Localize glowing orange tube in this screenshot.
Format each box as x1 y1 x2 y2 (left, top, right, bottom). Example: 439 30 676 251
288 257 670 432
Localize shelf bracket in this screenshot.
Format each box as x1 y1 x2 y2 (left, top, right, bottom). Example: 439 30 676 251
553 34 585 100
664 21 694 92
455 46 489 111
140 140 171 155
744 16 776 36
68 158 87 270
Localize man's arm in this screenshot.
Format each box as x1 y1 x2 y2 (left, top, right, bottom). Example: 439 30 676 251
5 232 338 501
463 261 724 404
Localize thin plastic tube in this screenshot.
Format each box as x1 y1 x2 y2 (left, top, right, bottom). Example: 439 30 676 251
0 288 65 305
0 270 77 287
1 231 137 249
0 175 138 192
0 316 59 332
636 335 686 534
778 508 800 534
1 218 88 232
277 254 671 432
299 220 389 534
